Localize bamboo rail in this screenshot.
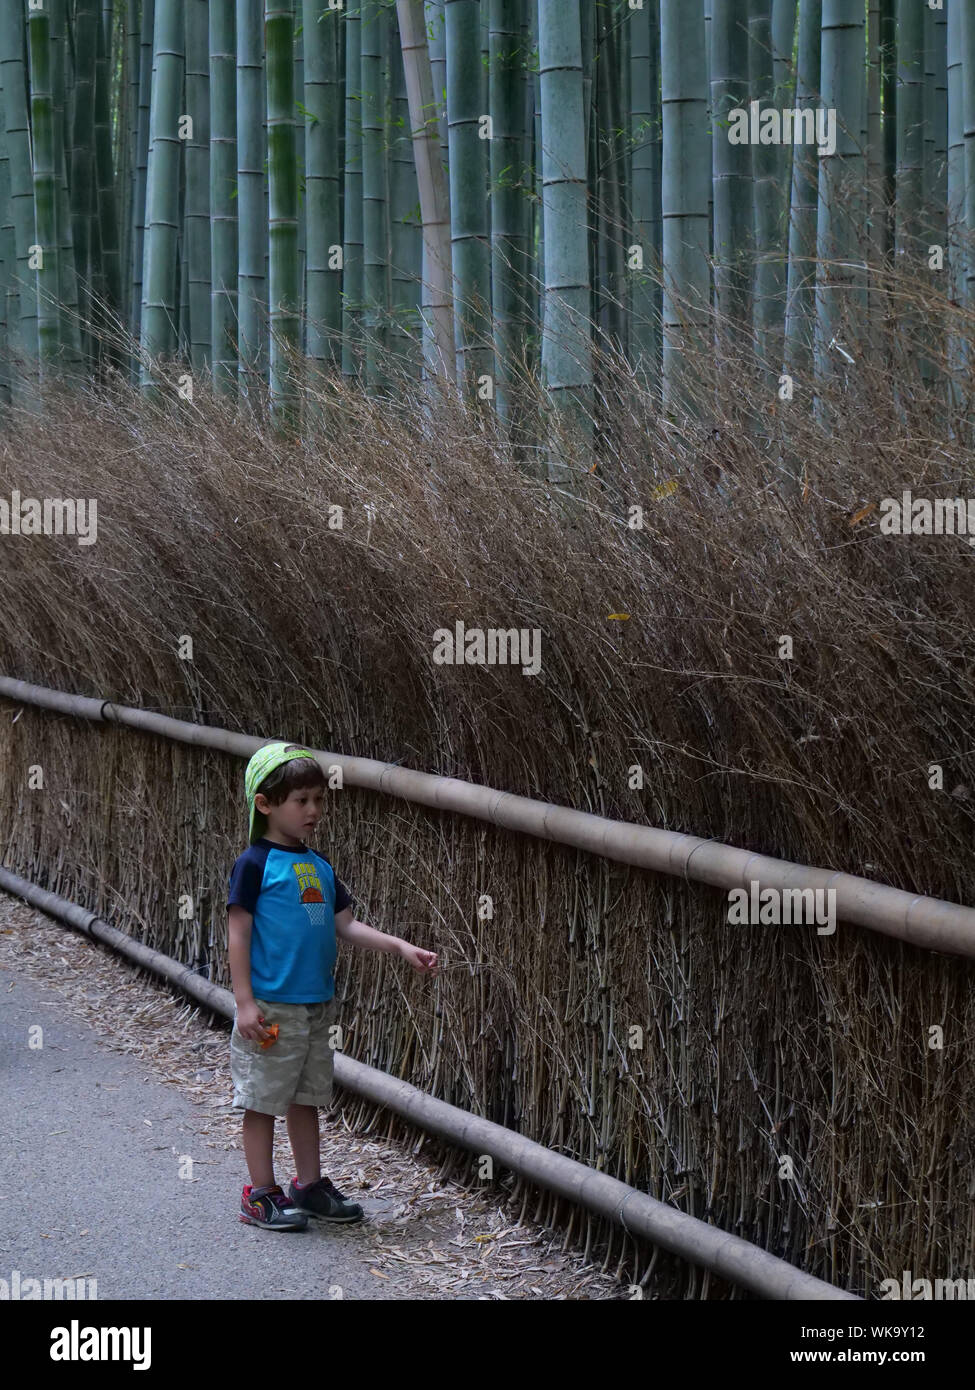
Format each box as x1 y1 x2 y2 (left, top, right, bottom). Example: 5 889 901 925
2 674 974 957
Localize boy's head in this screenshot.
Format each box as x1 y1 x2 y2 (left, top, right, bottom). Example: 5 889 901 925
245 742 326 844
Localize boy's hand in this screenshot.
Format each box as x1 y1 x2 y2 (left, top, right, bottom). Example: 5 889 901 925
236 999 273 1042
398 942 438 975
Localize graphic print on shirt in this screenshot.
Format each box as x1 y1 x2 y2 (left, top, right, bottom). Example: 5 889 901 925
293 861 327 927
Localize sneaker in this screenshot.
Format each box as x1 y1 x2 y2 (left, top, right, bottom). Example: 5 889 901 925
239 1184 309 1231
287 1175 364 1224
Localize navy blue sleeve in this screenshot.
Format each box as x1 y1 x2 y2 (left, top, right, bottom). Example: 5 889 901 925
227 847 266 913
334 876 353 915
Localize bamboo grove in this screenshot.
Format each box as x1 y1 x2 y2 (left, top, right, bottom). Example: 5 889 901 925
1 1 974 441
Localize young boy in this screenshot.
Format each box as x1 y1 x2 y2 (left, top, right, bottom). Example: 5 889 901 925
227 741 438 1231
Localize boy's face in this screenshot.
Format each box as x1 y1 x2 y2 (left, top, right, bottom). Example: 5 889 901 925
255 785 325 845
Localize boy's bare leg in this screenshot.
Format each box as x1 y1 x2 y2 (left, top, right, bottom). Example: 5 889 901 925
242 1109 276 1189
286 1103 321 1186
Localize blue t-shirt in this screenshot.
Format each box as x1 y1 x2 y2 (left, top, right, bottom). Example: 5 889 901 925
226 838 353 1003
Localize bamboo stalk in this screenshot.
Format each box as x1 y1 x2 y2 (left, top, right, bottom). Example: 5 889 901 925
266 0 301 425
396 0 454 384
210 0 239 394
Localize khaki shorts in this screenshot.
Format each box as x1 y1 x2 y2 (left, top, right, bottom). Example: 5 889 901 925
230 996 338 1115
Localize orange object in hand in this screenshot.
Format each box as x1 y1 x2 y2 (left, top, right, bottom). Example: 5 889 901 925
259 1022 279 1050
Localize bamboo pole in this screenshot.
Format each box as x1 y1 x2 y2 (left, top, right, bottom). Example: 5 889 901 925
303 0 343 378
184 0 212 375
396 0 455 384
360 0 388 392
130 0 155 381
28 0 61 377
266 0 301 425
237 0 267 402
342 0 365 380
445 0 492 393
388 24 422 374
210 0 239 395
0 0 38 397
3 674 975 959
139 0 186 392
783 0 821 385
660 0 710 417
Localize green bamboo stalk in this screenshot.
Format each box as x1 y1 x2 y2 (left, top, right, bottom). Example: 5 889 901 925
361 0 388 391
94 2 122 373
185 0 211 373
389 20 422 373
446 0 492 390
894 0 923 271
531 4 542 354
342 0 364 379
961 0 975 308
783 0 821 380
595 3 626 356
814 0 866 391
947 0 967 396
660 0 710 415
880 0 896 257
131 0 155 378
210 0 238 394
266 0 300 423
0 0 38 390
50 0 80 370
396 0 454 382
303 0 343 374
140 0 185 390
749 0 786 371
70 0 99 369
0 63 15 406
237 0 266 398
120 0 142 347
867 0 883 274
489 0 529 419
295 10 305 355
923 2 935 230
424 0 447 160
538 0 591 449
711 0 752 341
932 0 948 258
772 0 797 208
178 123 190 360
28 0 60 375
628 0 661 384
704 0 714 268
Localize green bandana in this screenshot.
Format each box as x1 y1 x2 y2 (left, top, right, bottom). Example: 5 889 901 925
244 741 320 844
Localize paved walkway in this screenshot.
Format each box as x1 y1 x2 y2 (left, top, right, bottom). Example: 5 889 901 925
0 970 418 1300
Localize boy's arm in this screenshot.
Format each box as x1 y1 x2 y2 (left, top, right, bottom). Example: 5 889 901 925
228 905 258 1002
334 905 404 954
